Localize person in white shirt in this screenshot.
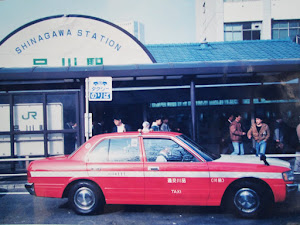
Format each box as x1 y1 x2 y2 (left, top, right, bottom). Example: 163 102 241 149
142 121 150 132
112 117 131 133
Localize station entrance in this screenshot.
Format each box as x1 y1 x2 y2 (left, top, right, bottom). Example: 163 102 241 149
88 80 300 155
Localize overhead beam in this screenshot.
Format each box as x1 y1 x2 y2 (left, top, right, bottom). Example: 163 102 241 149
1 59 300 81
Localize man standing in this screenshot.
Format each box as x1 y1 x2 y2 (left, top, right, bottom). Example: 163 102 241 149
160 117 171 131
64 121 77 154
273 117 286 153
151 118 162 131
294 119 300 172
112 117 131 133
230 114 246 155
220 114 234 154
247 116 270 156
92 120 103 136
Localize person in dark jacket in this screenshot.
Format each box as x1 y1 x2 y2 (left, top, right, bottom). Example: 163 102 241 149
92 121 103 136
151 118 162 131
230 114 246 155
64 121 77 154
112 117 131 132
160 117 171 131
219 114 234 154
273 118 286 152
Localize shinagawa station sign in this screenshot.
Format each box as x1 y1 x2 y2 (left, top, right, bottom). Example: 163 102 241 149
0 15 155 67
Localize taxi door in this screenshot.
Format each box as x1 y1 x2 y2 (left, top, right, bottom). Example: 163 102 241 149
86 136 144 204
142 137 210 205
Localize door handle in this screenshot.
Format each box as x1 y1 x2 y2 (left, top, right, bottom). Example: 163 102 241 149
90 167 101 171
148 166 159 171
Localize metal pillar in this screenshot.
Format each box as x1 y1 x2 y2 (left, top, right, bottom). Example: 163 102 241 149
250 96 256 150
190 79 196 141
79 82 85 145
85 78 90 141
143 103 148 122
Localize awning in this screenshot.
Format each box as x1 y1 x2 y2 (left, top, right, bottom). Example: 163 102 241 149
1 59 300 83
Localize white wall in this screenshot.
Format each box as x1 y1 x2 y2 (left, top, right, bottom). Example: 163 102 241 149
224 1 263 23
196 0 224 42
196 0 300 42
271 0 300 20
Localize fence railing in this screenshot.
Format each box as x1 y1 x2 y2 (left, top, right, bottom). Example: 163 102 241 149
0 156 46 177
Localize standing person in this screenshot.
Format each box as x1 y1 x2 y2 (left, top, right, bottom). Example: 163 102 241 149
142 121 150 132
247 116 270 156
273 117 285 153
64 121 77 154
151 118 162 131
112 117 131 133
92 120 103 136
294 119 300 172
230 114 246 155
160 117 171 131
219 114 234 154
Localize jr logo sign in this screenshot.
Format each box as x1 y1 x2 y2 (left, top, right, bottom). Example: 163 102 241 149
22 111 37 120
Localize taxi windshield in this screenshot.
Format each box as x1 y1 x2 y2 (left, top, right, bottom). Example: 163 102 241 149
177 135 221 161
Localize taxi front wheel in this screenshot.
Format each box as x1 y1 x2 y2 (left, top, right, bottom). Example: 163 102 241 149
229 181 272 218
68 181 105 215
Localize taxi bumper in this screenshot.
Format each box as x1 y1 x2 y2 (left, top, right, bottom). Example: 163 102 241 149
25 183 35 195
286 183 299 194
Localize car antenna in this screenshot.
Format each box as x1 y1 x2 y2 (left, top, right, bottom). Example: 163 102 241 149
260 154 269 166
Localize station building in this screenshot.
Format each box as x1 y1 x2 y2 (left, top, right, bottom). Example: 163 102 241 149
196 0 300 43
0 15 300 164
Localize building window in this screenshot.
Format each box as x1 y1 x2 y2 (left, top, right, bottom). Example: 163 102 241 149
224 22 261 41
88 138 140 163
143 138 197 163
272 20 300 42
0 91 81 160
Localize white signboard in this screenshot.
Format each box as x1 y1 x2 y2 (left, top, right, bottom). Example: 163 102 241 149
88 77 112 101
0 15 155 67
14 103 44 131
0 103 64 156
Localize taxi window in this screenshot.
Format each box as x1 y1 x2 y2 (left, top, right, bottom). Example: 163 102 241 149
143 138 198 162
88 138 140 162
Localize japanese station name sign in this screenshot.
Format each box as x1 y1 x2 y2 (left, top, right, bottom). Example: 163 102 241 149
0 15 154 67
88 77 112 101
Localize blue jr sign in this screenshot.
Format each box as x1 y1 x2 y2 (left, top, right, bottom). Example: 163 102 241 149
88 77 112 101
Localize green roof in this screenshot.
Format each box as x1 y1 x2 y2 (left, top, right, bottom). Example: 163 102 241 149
146 40 300 63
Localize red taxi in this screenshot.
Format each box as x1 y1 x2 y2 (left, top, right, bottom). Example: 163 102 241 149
25 131 298 218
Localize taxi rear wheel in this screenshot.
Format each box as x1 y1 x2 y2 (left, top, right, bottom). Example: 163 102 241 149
68 181 104 215
228 181 271 218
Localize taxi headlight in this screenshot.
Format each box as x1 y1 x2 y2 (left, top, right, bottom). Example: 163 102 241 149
282 170 294 182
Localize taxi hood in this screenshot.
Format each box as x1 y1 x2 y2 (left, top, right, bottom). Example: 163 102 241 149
215 154 291 169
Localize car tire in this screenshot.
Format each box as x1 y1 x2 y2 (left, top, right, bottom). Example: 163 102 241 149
68 181 104 215
228 181 272 218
